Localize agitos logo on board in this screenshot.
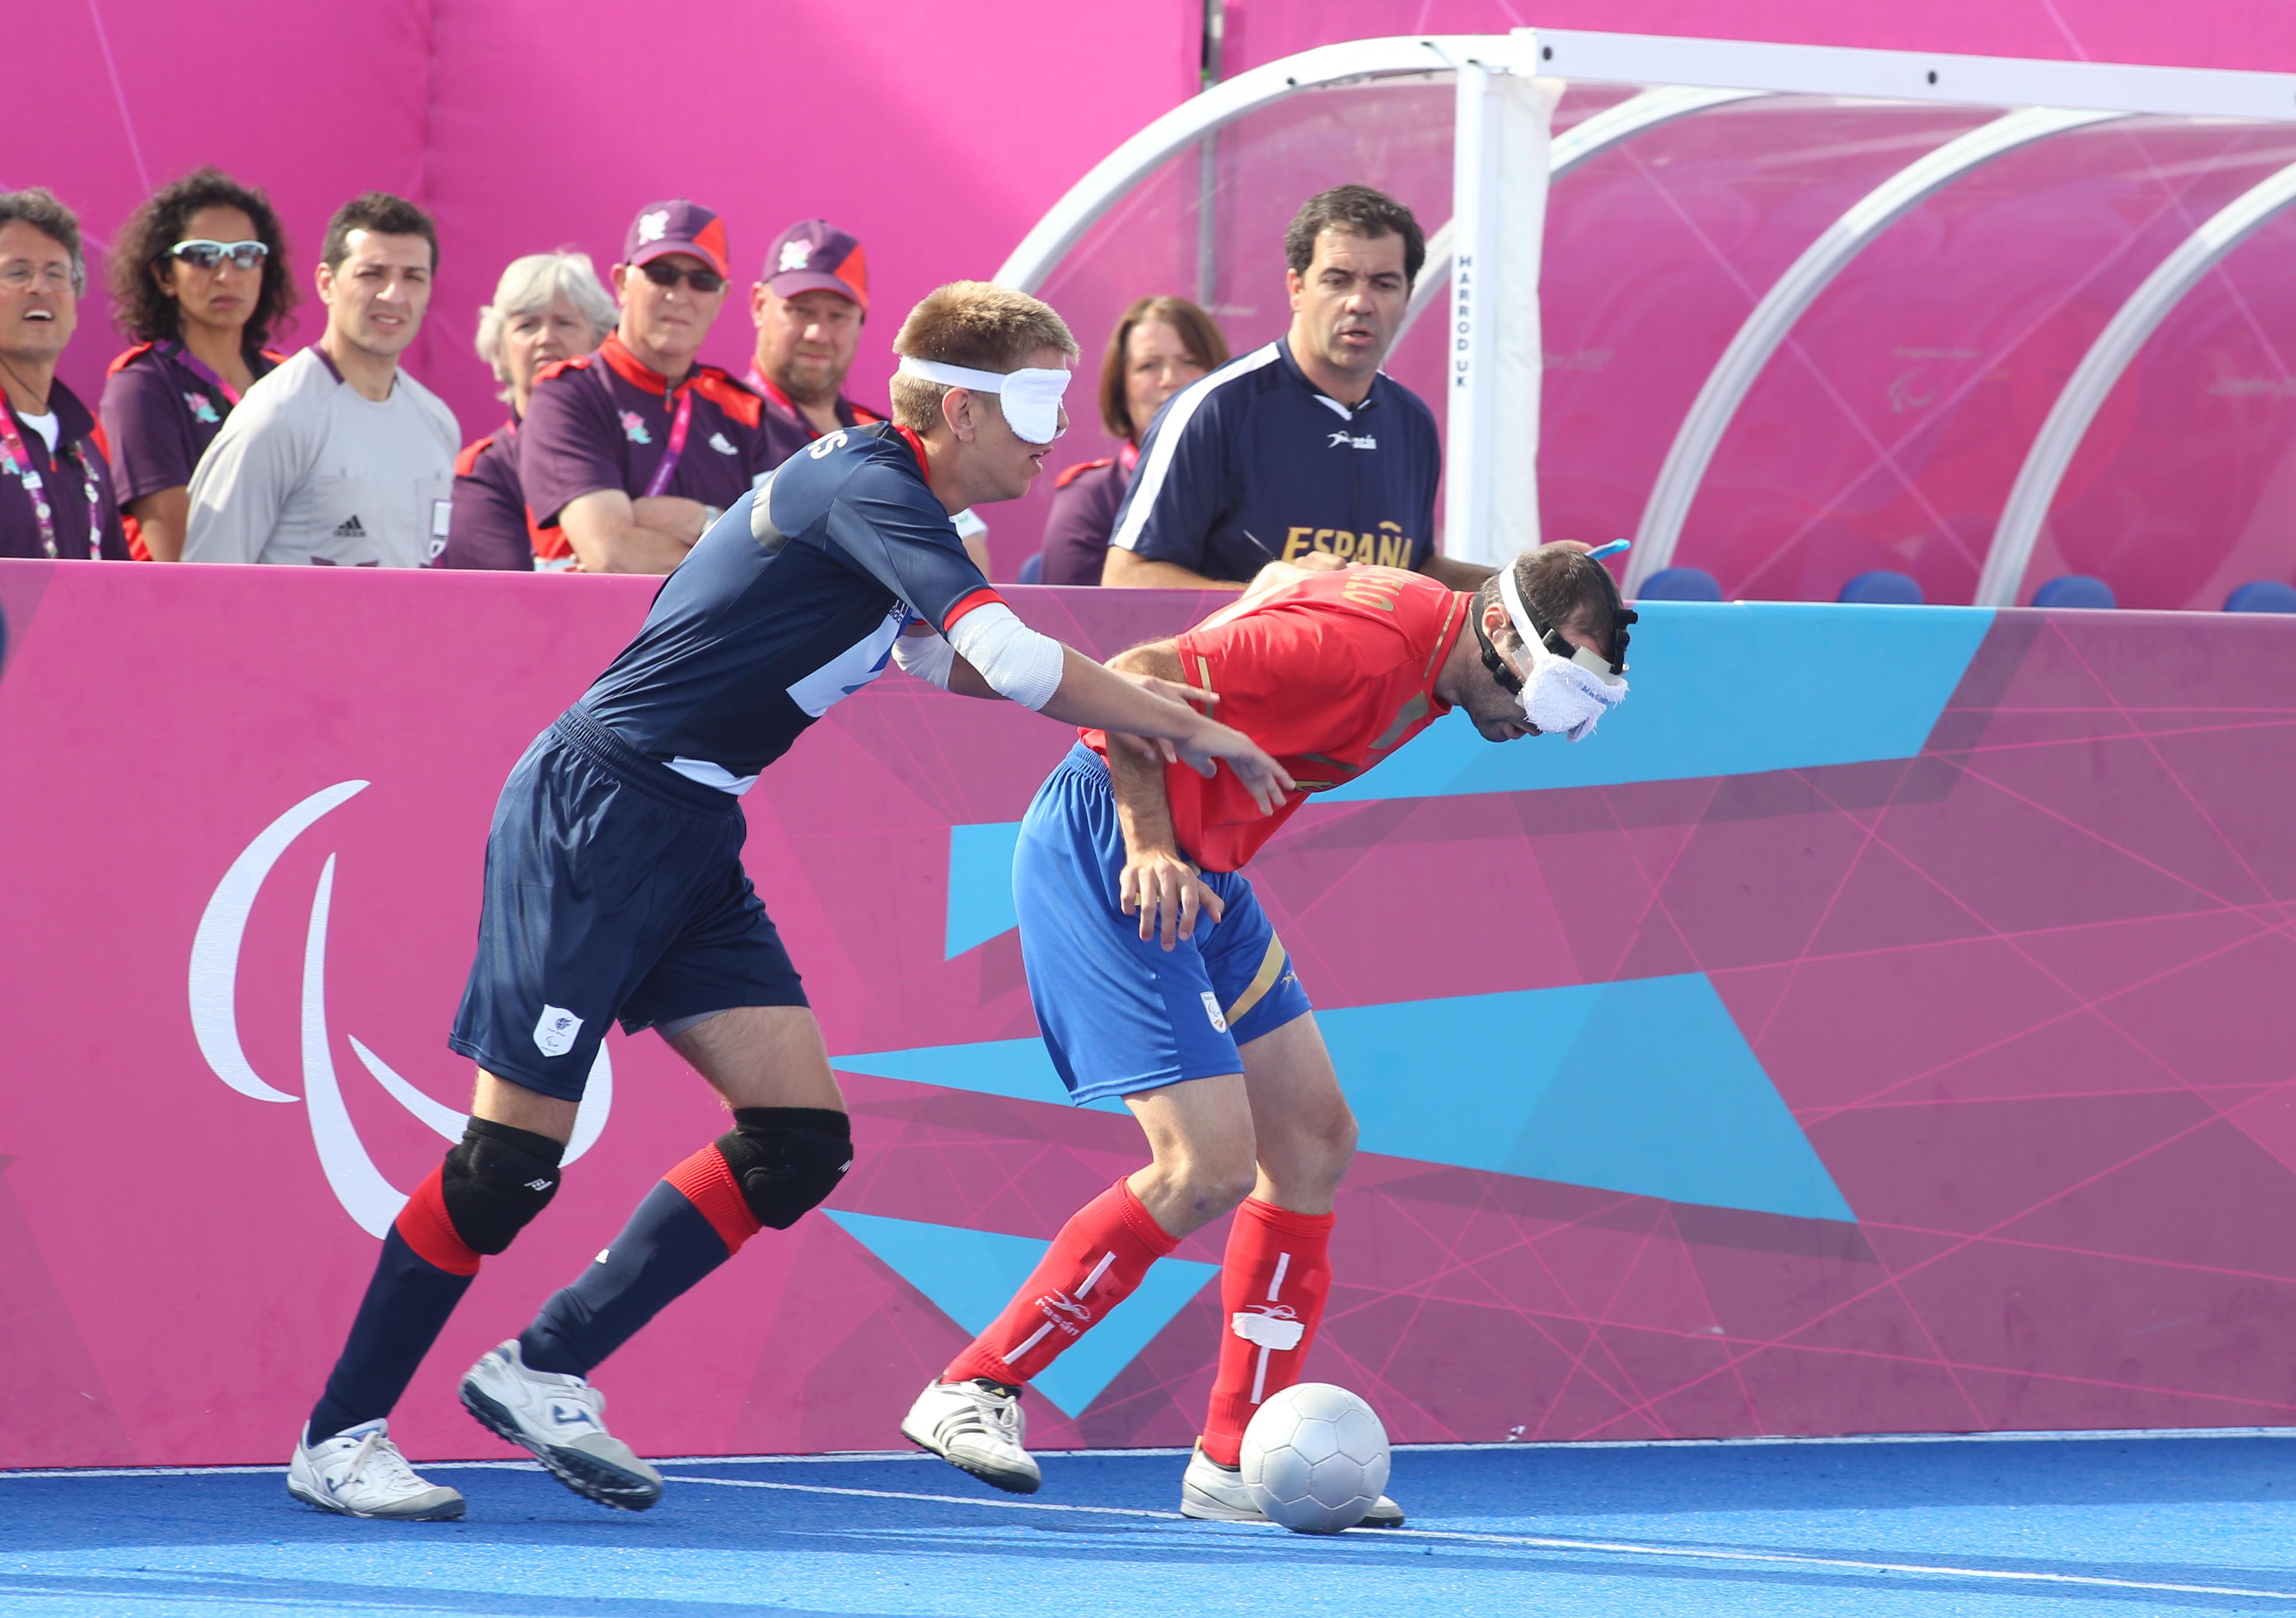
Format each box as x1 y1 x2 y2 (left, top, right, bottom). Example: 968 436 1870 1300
186 782 614 1237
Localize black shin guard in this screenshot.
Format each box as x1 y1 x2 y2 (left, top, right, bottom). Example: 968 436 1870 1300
717 1107 853 1229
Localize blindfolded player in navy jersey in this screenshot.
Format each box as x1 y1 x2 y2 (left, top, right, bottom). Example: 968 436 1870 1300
287 282 1290 1522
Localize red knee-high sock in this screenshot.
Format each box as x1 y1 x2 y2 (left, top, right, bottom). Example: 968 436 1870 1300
1200 1197 1335 1466
944 1176 1177 1386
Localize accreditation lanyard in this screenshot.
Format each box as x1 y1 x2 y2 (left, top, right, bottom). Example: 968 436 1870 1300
157 340 245 407
0 405 102 560
642 384 695 498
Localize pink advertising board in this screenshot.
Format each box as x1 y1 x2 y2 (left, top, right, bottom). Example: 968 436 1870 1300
6 559 2296 1469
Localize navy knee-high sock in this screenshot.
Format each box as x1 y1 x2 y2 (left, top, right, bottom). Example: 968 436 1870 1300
307 1169 480 1443
519 1144 761 1377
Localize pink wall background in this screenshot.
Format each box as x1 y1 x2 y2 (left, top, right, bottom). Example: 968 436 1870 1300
20 1 2296 584
7 559 2296 1469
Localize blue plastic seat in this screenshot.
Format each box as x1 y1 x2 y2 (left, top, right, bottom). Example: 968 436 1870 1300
2031 574 2116 610
1637 566 1724 602
1016 550 1044 586
2224 579 2296 613
1837 570 1924 605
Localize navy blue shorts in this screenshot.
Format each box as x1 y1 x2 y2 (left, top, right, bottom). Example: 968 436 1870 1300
1015 744 1312 1106
448 705 806 1101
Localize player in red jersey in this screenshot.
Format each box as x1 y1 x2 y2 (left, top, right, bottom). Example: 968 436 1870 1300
902 543 1635 1521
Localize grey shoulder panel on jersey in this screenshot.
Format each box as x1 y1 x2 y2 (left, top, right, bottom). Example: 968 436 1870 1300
751 471 788 556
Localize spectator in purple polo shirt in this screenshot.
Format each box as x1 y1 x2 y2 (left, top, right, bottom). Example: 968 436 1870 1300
99 168 294 562
0 189 126 561
436 250 617 571
745 218 884 467
745 217 989 572
1040 294 1226 586
518 200 768 574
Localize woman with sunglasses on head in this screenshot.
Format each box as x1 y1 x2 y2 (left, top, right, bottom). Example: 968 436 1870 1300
100 168 293 560
517 199 771 574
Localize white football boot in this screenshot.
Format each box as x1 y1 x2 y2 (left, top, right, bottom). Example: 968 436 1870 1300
459 1339 662 1510
287 1419 465 1520
1180 1440 1405 1528
900 1378 1042 1494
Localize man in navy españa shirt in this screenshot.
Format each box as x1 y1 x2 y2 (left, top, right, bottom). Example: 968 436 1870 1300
284 281 1290 1524
1104 184 1487 593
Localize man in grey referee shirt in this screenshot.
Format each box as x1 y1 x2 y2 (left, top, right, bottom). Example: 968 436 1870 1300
185 192 458 567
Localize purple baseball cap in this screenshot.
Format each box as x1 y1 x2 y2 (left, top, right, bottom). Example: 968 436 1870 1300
762 219 868 313
623 199 730 280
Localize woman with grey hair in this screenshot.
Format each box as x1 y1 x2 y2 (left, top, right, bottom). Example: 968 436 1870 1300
435 250 614 570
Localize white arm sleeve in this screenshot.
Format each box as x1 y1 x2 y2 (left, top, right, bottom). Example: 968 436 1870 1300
946 603 1067 711
890 626 957 690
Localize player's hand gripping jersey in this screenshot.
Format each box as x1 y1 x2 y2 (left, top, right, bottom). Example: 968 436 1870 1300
582 422 1003 786
1091 565 1467 870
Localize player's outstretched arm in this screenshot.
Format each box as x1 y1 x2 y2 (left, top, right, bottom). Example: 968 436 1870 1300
1039 649 1292 815
890 617 1292 813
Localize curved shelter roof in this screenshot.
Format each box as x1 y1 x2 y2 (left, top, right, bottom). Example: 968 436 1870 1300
1001 31 2296 610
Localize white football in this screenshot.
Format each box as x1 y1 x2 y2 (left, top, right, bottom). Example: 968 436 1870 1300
1238 1382 1391 1534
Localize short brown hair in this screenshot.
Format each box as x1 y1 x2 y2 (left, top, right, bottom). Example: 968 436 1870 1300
0 188 85 295
1284 184 1426 287
1478 541 1628 660
1097 295 1229 442
321 191 438 274
890 281 1079 433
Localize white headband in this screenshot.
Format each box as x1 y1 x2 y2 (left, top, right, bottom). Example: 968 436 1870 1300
898 354 1070 445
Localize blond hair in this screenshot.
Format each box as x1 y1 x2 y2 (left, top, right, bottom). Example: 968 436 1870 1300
889 280 1079 433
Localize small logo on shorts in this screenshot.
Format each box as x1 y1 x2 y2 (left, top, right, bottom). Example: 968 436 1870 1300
533 1006 583 1057
1200 992 1228 1034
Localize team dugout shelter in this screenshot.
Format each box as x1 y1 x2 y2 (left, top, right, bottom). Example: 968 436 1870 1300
1000 30 2296 611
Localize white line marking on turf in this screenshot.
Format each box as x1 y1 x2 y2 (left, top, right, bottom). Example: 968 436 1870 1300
660 1475 2296 1602
9 1425 2294 1481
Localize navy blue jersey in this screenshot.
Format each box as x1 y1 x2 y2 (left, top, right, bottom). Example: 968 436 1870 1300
1107 336 1440 584
582 422 1001 779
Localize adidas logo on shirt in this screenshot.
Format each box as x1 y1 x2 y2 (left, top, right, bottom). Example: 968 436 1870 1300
709 431 737 455
332 515 366 538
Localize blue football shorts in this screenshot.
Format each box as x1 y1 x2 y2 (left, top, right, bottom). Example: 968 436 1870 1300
1014 743 1312 1106
448 705 806 1101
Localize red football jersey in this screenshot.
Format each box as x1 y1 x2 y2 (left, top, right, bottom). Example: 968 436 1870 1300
1088 566 1469 872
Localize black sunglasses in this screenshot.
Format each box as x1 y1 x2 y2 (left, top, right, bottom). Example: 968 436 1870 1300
170 239 269 272
640 260 724 294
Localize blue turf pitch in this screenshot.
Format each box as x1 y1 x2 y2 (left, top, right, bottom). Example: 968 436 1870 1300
7 1432 2296 1615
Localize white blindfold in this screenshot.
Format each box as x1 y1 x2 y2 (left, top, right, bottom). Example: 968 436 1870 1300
897 355 1070 445
1499 562 1629 742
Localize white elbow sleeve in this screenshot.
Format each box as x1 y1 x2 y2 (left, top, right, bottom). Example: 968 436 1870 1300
891 628 957 690
948 603 1067 711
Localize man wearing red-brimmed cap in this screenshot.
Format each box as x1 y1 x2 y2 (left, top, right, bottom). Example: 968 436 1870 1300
746 218 884 470
746 218 992 570
519 199 769 573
